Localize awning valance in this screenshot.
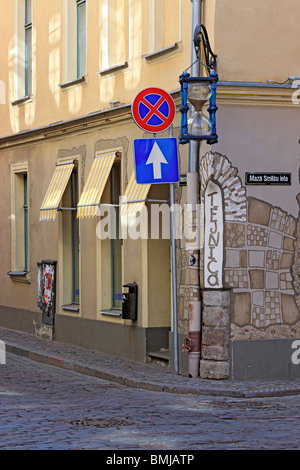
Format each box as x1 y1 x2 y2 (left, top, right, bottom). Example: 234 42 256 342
40 162 74 221
77 153 116 218
121 170 151 218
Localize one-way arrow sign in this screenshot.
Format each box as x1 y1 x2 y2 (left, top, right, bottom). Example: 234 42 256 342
146 142 168 179
134 138 179 184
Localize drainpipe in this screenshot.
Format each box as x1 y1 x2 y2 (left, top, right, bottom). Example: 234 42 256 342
184 0 202 378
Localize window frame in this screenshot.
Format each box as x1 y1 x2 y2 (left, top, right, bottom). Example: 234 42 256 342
96 149 124 318
9 162 30 283
24 0 32 96
57 156 81 314
110 161 122 310
76 0 87 79
61 0 87 86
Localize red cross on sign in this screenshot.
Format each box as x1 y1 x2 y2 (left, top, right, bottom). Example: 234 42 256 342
131 87 176 133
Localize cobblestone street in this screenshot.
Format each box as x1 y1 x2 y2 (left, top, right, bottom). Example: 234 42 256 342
1 352 300 451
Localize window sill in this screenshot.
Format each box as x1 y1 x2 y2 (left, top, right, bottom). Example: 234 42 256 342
97 62 129 77
9 95 32 107
7 271 31 284
100 309 122 317
62 304 80 312
141 42 181 64
58 76 87 90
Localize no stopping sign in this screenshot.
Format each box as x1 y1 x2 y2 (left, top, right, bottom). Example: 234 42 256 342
131 87 176 133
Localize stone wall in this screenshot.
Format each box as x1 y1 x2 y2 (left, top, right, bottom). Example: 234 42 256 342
199 289 231 379
199 152 300 343
227 197 300 335
175 151 300 378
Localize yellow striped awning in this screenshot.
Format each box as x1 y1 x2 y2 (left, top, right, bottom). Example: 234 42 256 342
121 170 151 217
40 162 74 221
77 153 116 218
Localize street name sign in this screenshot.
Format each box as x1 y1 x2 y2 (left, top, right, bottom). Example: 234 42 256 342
134 138 179 184
245 172 291 185
131 87 176 133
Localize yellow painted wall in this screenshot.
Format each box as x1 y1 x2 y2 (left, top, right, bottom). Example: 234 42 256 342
211 0 300 83
1 0 192 138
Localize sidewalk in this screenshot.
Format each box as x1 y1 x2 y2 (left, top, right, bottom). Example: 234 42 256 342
1 326 300 398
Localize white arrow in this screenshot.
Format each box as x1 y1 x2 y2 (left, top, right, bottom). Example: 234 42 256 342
146 142 168 179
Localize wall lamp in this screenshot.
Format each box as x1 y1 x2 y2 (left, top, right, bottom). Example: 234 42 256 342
179 24 218 145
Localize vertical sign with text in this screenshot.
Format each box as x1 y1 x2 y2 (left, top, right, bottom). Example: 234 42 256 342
204 180 223 289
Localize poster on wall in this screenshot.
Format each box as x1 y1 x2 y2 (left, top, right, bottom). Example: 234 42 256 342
37 260 57 326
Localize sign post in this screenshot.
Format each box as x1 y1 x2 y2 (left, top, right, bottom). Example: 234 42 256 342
168 125 179 375
132 88 179 374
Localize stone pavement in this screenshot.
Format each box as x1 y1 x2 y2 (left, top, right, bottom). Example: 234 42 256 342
1 326 300 398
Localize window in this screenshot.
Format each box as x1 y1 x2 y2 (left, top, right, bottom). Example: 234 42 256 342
11 0 33 102
61 163 80 310
39 157 80 311
148 0 164 53
110 163 122 309
24 0 32 95
95 152 123 315
76 0 86 78
100 0 129 73
143 0 181 60
9 163 29 280
62 0 87 84
70 171 80 304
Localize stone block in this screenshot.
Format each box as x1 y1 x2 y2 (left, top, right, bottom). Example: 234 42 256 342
281 294 300 325
280 252 294 269
202 326 229 347
225 249 240 268
233 292 251 326
269 231 283 249
225 223 245 248
240 250 247 268
283 236 295 252
248 197 271 226
249 269 264 289
200 359 230 379
265 271 279 289
202 289 231 307
189 267 199 286
201 345 229 361
249 250 265 268
34 323 55 341
202 306 230 327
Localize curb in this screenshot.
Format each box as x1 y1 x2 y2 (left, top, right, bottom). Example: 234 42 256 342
5 340 300 398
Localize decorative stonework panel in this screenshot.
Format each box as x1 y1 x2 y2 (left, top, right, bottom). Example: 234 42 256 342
200 152 247 222
199 152 300 339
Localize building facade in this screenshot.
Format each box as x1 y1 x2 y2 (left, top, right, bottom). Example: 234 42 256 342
0 0 299 380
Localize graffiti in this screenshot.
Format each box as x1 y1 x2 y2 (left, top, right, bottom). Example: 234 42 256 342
44 265 54 308
37 260 57 326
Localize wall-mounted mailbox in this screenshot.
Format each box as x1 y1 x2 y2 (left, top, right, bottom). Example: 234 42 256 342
122 282 138 321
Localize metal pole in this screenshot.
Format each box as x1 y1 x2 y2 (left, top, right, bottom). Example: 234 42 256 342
189 0 201 172
169 124 179 374
185 0 202 378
